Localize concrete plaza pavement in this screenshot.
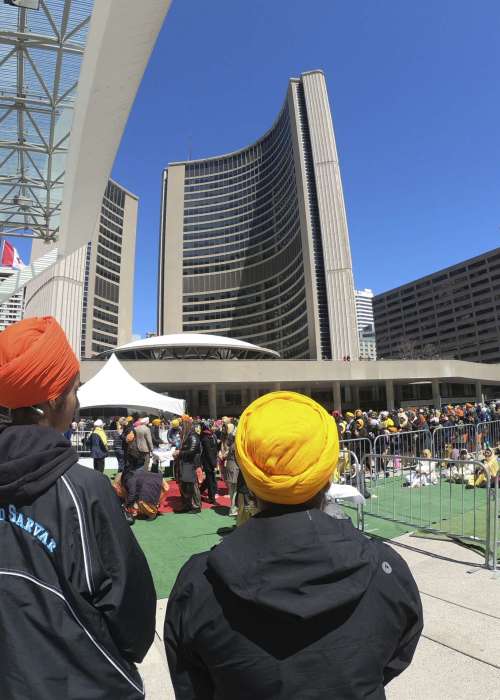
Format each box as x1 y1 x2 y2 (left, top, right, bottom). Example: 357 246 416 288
139 535 500 700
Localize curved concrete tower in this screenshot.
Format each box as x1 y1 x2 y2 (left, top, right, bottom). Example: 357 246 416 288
159 70 359 360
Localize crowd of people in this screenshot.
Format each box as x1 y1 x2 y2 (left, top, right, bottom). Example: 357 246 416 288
69 398 500 521
332 402 500 490
0 315 424 699
70 413 254 522
334 401 500 443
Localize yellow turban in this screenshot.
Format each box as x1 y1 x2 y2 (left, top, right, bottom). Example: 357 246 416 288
171 419 180 428
235 391 339 505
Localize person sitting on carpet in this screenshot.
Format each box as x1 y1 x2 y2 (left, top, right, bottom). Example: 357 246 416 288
448 448 474 483
466 448 499 489
113 470 169 520
164 391 423 700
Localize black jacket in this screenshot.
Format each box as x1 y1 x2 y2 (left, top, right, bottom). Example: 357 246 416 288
179 431 201 483
89 429 108 459
150 424 162 448
200 430 218 469
165 508 422 699
0 423 156 700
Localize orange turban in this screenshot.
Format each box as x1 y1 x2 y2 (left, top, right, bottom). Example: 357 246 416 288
0 316 79 409
236 391 339 505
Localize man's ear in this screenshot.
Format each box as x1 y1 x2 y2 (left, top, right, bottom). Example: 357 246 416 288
48 395 63 412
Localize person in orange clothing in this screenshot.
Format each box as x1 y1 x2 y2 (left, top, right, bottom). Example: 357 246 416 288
0 316 156 700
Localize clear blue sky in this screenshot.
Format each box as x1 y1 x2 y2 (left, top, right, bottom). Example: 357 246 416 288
16 0 500 337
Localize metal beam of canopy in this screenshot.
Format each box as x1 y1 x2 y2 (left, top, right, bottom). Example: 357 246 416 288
0 0 172 303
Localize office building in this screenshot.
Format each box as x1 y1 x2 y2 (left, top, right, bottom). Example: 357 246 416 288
374 247 500 363
355 288 376 360
25 179 137 358
80 180 137 357
158 70 359 360
359 326 377 361
0 267 24 331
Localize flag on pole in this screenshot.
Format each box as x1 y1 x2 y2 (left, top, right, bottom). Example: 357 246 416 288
1 241 25 269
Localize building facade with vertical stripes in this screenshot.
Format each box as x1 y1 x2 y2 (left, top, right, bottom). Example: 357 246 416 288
373 247 500 363
158 70 358 360
24 179 137 358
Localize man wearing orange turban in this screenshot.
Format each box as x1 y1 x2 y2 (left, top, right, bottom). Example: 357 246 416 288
0 316 80 411
0 316 156 699
165 391 422 699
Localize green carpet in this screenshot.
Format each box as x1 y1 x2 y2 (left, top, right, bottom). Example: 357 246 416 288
124 473 496 599
363 475 489 541
132 508 233 598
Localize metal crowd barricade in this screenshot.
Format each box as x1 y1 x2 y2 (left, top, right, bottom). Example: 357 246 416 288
70 430 115 455
431 423 478 459
488 475 499 571
476 420 500 455
332 450 365 531
372 430 432 475
362 453 497 570
339 438 372 470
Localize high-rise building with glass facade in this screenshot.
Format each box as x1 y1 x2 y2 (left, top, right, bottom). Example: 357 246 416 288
80 180 138 357
25 179 137 357
158 70 358 360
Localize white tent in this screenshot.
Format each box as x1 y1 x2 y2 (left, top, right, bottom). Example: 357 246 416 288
78 354 185 415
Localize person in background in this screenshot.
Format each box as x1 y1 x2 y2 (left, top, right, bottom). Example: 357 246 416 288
174 415 202 514
165 391 422 699
150 417 162 450
134 415 153 471
468 447 499 488
122 416 145 472
149 417 163 473
89 418 108 472
220 422 239 516
112 417 127 473
235 468 257 526
0 316 156 699
63 419 77 443
121 468 166 521
167 418 182 449
200 421 218 504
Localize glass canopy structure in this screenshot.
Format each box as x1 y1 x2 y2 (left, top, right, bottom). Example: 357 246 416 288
0 0 171 305
0 0 94 243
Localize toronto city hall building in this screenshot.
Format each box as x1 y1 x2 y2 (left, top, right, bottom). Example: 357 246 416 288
158 70 359 360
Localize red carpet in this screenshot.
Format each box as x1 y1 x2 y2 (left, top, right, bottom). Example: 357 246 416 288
159 479 230 514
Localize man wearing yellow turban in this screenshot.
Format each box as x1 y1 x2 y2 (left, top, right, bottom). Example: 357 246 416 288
235 392 339 505
165 391 422 699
